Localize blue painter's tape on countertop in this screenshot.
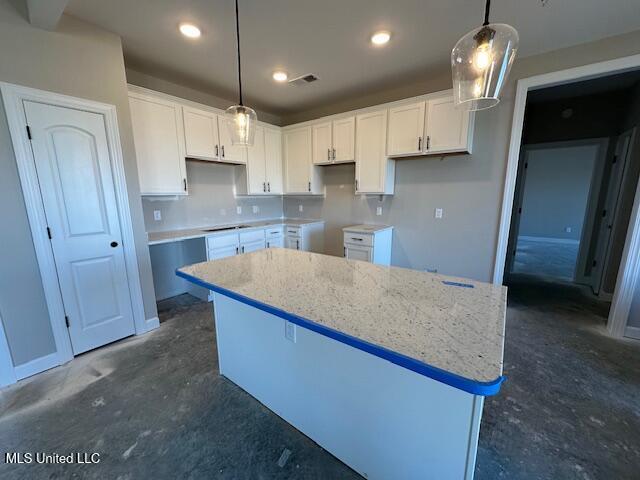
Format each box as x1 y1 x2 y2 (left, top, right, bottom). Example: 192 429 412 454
176 269 505 396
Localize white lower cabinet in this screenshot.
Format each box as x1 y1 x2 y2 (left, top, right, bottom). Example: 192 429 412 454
267 237 284 248
343 225 393 266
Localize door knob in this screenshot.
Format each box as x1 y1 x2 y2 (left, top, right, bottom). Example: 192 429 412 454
110 241 118 248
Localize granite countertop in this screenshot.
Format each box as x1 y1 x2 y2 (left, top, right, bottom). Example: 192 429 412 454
147 218 325 245
343 224 393 233
177 249 507 392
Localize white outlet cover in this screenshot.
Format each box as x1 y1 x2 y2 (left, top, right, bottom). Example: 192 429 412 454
298 205 303 212
285 321 296 343
435 208 443 219
153 210 161 221
565 227 572 233
376 206 383 216
236 206 242 215
252 205 259 214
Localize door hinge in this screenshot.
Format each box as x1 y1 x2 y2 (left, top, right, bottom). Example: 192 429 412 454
65 315 70 328
46 226 52 239
26 125 32 140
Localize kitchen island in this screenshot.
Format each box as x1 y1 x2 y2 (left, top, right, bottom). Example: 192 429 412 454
177 249 507 480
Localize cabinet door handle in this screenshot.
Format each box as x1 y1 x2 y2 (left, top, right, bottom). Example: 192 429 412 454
241 245 245 253
267 242 270 248
221 145 225 158
267 182 271 192
351 237 363 241
328 148 331 161
235 246 239 254
355 179 358 191
426 136 430 150
308 181 311 192
183 178 187 191
215 144 219 157
343 246 346 257
333 148 336 160
296 239 299 250
263 182 266 192
418 136 422 151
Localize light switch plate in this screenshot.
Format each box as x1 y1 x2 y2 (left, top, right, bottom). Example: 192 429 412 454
236 206 242 215
252 205 259 214
153 210 161 221
298 204 303 213
285 321 296 343
376 206 383 216
435 208 443 219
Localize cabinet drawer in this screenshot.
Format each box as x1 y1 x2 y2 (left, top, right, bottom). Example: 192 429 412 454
239 229 265 244
265 227 283 238
206 232 239 249
343 232 374 247
285 226 301 237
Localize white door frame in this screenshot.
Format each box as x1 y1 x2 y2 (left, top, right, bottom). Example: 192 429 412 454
0 82 149 382
493 53 640 338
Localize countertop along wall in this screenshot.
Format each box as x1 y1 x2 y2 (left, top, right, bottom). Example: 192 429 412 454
0 3 157 366
283 29 640 283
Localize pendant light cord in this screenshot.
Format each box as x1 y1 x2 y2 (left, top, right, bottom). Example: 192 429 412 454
483 0 491 26
234 0 243 106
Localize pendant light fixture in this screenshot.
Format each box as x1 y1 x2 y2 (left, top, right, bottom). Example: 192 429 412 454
226 0 257 146
451 0 519 111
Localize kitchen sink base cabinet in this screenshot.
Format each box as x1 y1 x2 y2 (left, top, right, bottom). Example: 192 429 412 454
211 293 484 480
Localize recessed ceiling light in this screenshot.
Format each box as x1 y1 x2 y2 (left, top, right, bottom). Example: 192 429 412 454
179 23 201 38
272 71 288 82
371 31 391 46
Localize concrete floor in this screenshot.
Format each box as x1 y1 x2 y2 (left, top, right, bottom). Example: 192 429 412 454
513 237 580 281
1 278 639 479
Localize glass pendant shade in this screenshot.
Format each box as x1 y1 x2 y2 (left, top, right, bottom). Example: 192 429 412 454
225 104 257 146
452 23 518 111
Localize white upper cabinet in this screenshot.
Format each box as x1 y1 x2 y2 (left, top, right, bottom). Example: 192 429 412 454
264 128 283 194
332 116 355 163
424 95 473 154
236 126 283 195
387 102 425 156
312 122 333 165
355 109 394 195
183 106 219 161
386 92 474 157
218 116 247 164
284 126 323 194
312 116 355 165
129 92 187 195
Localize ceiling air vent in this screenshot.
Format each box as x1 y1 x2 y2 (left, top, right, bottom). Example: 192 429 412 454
288 73 319 86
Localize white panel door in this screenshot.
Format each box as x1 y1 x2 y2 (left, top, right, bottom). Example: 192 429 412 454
183 106 219 160
345 244 373 262
333 116 355 163
285 236 301 250
356 109 388 194
425 95 470 154
387 101 425 156
246 126 267 194
208 246 238 260
25 101 136 355
129 94 187 195
217 115 247 164
264 128 283 194
284 127 312 193
241 240 266 253
267 237 284 248
312 122 333 165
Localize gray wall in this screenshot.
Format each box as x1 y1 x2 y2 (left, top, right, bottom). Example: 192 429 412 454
0 2 157 365
282 29 640 285
142 161 283 232
519 145 598 241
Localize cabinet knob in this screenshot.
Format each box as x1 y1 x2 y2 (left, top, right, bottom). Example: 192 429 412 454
263 182 266 192
110 241 118 248
221 145 225 157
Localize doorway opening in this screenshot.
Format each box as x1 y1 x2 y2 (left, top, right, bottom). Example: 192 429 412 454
504 68 640 325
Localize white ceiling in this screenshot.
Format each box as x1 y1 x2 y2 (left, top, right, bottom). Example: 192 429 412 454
65 0 640 116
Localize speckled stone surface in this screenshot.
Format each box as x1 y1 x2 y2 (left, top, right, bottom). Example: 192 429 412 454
342 224 393 233
148 218 325 245
178 248 507 383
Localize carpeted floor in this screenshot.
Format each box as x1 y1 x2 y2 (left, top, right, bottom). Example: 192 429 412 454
1 277 638 479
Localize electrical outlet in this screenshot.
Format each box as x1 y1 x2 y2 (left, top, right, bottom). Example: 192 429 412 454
252 205 259 214
153 210 161 221
285 321 296 343
565 227 572 233
376 206 383 216
435 208 443 219
236 206 242 215
298 204 303 213
219 208 226 216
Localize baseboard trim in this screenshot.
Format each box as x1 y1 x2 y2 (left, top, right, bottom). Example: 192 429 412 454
14 352 60 381
144 316 160 332
519 235 580 245
624 326 640 340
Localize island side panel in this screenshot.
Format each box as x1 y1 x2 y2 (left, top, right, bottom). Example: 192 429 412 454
212 293 483 480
